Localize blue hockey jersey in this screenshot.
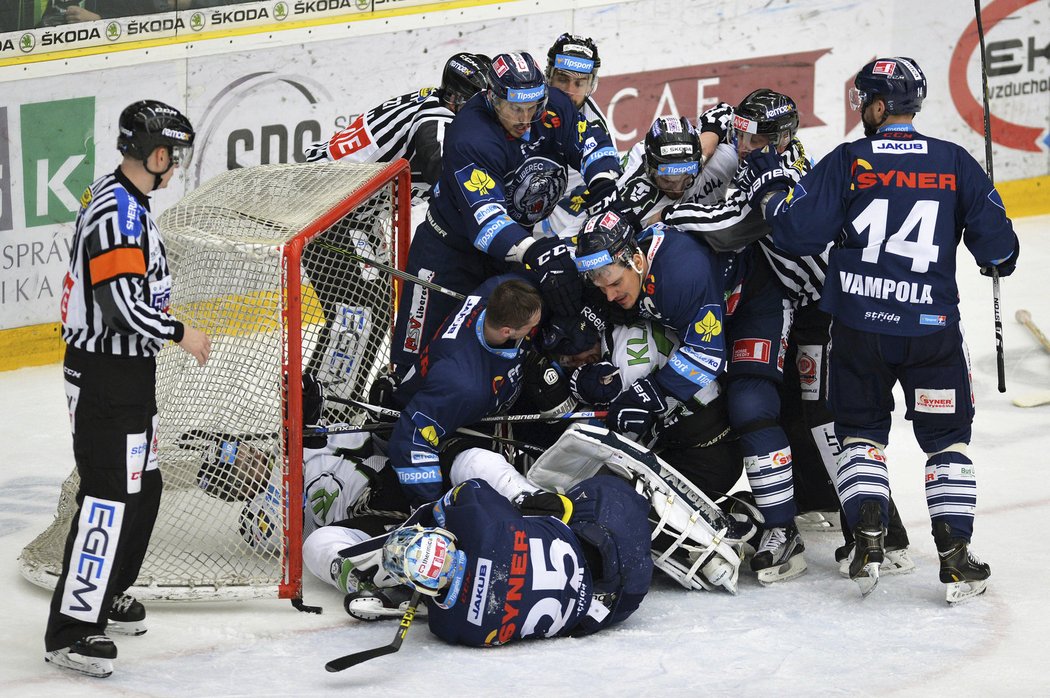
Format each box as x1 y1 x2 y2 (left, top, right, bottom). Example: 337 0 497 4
633 224 739 403
423 479 595 646
388 274 539 505
426 88 620 261
766 124 1017 335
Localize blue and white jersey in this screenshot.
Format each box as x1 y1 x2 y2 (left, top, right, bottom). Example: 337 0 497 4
388 274 540 505
766 124 1017 335
633 225 737 403
426 88 620 261
424 479 594 646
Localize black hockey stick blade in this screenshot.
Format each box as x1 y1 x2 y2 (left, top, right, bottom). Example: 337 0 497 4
325 591 422 672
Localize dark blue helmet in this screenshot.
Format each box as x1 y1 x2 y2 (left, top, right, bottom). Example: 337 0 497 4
851 57 927 114
574 209 641 283
487 52 547 105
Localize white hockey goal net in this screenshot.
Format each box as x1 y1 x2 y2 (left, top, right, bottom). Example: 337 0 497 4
18 160 411 601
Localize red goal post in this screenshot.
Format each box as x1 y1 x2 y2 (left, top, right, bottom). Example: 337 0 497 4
18 160 411 602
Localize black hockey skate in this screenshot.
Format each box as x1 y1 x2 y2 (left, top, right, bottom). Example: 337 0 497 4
846 500 885 597
107 593 147 636
933 522 990 605
45 635 117 678
750 522 807 584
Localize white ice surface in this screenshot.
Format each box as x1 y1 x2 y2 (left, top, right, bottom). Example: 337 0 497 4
2 215 1048 697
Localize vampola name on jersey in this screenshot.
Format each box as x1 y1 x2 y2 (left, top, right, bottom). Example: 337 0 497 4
504 156 568 226
839 271 933 304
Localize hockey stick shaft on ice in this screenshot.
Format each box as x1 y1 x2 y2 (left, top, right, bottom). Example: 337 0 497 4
325 591 423 672
328 395 607 423
1015 309 1050 354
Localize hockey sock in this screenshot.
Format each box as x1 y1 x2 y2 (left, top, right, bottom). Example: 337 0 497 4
834 442 890 530
924 451 977 540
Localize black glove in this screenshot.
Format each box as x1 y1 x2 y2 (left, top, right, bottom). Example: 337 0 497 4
517 491 574 523
979 236 1019 278
738 146 796 209
605 376 667 439
302 372 325 425
522 236 584 318
582 173 620 216
570 361 623 405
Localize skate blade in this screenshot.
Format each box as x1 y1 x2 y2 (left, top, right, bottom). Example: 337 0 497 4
839 548 915 577
701 557 739 595
756 554 808 585
852 562 881 597
946 579 988 605
45 651 113 678
346 597 429 621
107 619 147 636
795 511 842 532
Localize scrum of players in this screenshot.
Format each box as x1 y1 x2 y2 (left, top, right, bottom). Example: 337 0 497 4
199 38 1018 649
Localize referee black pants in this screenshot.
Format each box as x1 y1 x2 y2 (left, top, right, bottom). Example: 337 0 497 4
45 346 162 652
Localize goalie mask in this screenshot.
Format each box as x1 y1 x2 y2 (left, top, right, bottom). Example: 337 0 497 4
733 89 799 157
850 56 927 115
382 525 467 608
644 116 702 198
439 52 489 113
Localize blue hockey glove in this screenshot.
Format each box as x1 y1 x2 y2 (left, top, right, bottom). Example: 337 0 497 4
605 376 667 439
738 146 796 209
523 236 584 318
570 361 623 405
979 236 1019 278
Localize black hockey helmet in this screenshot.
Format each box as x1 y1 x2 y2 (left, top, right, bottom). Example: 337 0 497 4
117 99 195 168
438 52 489 113
851 57 927 114
546 33 601 79
575 209 642 283
733 89 799 154
644 116 701 197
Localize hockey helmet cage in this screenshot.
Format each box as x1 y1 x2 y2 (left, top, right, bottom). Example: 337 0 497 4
733 89 799 153
546 33 601 77
382 525 467 608
117 99 195 167
575 210 642 283
851 57 927 114
439 52 490 112
644 116 702 179
487 52 548 104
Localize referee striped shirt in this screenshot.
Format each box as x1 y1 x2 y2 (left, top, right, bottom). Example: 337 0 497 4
305 87 454 200
665 105 829 305
61 169 183 357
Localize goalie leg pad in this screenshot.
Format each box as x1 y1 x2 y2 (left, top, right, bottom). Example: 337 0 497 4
529 424 743 593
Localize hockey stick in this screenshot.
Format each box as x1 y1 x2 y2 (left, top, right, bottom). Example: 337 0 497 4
316 240 467 302
1015 309 1050 354
315 422 547 456
325 591 423 672
327 395 606 423
1012 390 1050 408
973 0 1007 393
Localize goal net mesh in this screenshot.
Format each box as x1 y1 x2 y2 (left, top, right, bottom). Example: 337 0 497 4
18 161 410 600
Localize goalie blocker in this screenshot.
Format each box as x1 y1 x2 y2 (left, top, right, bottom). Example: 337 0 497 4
528 424 756 594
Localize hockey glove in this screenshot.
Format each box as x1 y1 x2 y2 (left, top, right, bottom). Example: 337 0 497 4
570 361 623 406
979 235 1019 278
605 376 667 439
582 172 620 216
523 236 584 318
738 146 796 209
517 491 574 523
